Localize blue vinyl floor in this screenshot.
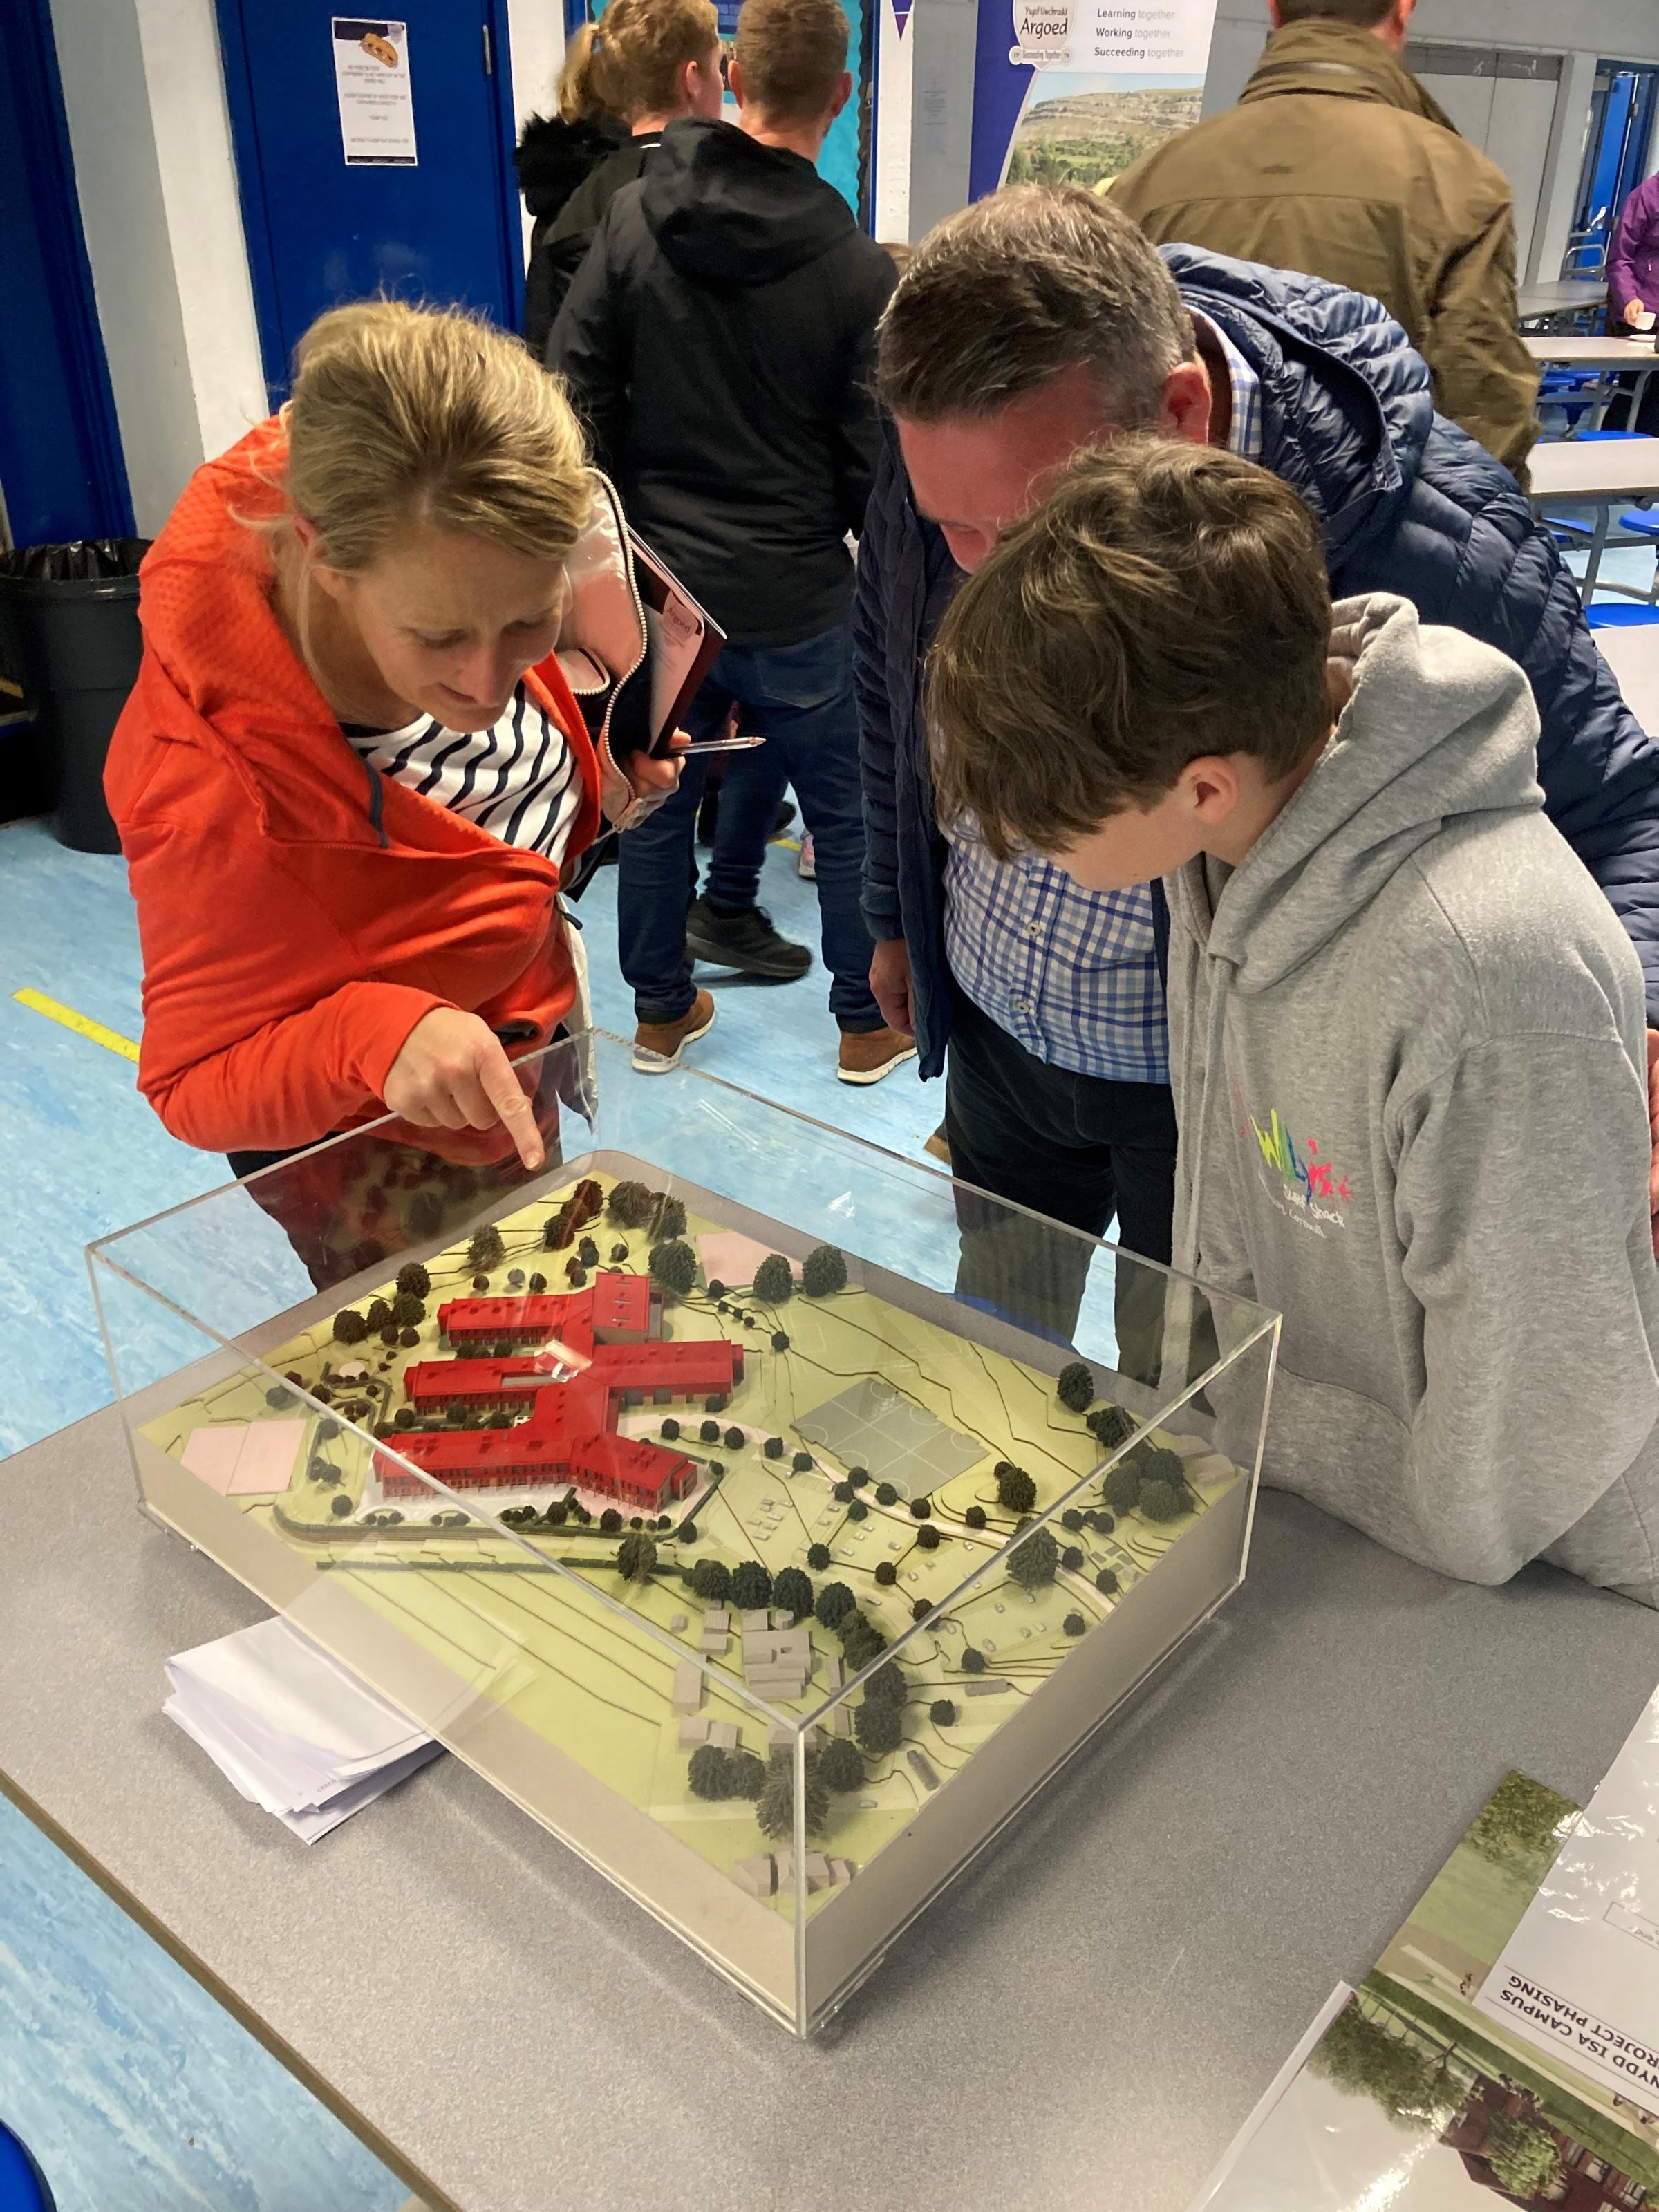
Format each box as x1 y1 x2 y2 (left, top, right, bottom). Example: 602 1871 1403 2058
0 532 1650 2203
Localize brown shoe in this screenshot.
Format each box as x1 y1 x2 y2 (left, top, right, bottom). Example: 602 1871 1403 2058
633 989 716 1074
837 1024 918 1086
923 1125 953 1167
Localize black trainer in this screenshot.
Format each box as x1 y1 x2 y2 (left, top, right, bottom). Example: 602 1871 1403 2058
686 897 812 980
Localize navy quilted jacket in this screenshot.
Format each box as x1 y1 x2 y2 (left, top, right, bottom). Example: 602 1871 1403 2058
854 245 1659 1080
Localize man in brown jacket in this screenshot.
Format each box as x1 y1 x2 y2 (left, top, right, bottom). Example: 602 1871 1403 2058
1112 0 1539 481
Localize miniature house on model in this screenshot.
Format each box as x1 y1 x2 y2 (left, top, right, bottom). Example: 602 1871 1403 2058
379 1271 744 1512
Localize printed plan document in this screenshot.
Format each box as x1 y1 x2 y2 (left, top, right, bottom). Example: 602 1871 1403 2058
1476 1687 1659 2112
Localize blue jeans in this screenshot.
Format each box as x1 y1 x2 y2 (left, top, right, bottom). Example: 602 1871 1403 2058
617 621 881 1030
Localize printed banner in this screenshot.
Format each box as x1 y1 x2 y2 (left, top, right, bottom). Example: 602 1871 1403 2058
969 0 1219 202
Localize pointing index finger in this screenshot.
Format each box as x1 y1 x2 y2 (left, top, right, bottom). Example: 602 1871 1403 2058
476 1038 545 1172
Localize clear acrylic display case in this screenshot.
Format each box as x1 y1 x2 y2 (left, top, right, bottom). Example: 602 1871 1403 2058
91 1032 1278 2034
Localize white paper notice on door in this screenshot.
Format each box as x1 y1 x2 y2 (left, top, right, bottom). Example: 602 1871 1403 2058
332 19 417 167
1474 1685 1659 2117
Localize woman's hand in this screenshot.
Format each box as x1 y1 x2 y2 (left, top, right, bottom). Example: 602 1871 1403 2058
625 744 685 798
610 735 688 828
1625 298 1650 328
383 1008 545 1170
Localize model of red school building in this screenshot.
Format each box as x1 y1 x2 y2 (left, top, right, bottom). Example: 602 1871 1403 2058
377 1273 743 1512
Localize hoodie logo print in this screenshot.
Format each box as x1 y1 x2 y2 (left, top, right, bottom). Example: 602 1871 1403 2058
1249 1108 1353 1221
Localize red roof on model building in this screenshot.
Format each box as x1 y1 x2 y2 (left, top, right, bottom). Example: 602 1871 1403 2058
379 1324 744 1509
438 1271 655 1353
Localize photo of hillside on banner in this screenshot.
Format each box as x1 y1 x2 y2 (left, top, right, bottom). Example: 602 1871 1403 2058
970 0 1219 198
1195 1774 1659 2210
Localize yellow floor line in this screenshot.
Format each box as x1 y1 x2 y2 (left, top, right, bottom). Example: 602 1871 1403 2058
12 987 140 1061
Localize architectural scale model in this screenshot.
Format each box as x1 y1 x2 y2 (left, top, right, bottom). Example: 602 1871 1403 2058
124 1154 1266 2030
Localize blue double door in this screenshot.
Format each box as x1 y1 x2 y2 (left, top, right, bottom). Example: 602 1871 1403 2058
218 2 525 402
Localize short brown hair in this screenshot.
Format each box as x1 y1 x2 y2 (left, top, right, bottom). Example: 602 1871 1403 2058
877 185 1196 427
735 0 849 123
927 441 1333 860
1276 0 1395 25
560 0 719 126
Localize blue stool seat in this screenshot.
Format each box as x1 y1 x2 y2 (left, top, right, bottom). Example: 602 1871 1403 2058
1586 603 1659 629
1617 508 1659 538
0 2124 56 2212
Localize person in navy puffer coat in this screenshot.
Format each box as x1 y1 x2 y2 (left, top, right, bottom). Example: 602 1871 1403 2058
855 187 1659 1306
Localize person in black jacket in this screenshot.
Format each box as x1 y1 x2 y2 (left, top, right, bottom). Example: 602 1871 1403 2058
552 0 911 1086
514 49 625 358
523 0 725 359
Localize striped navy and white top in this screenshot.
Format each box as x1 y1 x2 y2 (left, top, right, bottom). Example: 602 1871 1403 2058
343 682 582 865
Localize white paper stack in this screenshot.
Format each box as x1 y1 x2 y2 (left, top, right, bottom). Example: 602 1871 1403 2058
165 1616 443 1842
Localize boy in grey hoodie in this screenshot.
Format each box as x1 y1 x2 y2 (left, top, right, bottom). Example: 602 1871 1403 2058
926 438 1659 1605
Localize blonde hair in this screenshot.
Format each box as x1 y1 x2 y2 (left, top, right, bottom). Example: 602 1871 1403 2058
555 26 617 122
558 0 718 127
283 299 591 574
735 0 848 123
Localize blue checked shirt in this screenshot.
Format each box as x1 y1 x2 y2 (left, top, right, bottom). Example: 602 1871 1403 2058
942 313 1263 1084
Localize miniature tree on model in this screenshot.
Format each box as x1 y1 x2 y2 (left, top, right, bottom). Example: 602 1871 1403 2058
756 1747 830 1842
391 1290 424 1329
607 1180 656 1228
1139 1474 1193 1523
839 1615 887 1672
688 1744 729 1801
814 1582 856 1630
729 1561 773 1612
616 1532 657 1582
332 1308 369 1344
752 1254 794 1304
1102 1460 1143 1515
1056 1360 1094 1413
854 1698 903 1757
648 1239 697 1299
818 1738 863 1794
728 1750 766 1801
691 1559 731 1604
467 1226 505 1273
1009 1527 1059 1588
1089 1403 1136 1450
395 1262 430 1300
995 1461 1036 1515
806 1543 832 1573
801 1244 847 1297
773 1567 814 1622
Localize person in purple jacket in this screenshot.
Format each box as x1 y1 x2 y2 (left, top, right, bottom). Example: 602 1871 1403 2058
1607 173 1659 433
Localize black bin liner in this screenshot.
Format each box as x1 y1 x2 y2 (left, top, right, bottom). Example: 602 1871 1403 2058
0 537 150 853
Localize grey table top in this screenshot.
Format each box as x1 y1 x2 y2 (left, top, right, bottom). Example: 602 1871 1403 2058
1529 434 1659 498
6 1405 1658 2212
1526 334 1659 365
1519 279 1608 318
1599 621 1659 733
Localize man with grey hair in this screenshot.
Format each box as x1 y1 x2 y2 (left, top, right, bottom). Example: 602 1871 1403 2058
856 185 1659 1329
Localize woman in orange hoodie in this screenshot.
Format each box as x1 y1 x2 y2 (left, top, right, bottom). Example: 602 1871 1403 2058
107 301 674 1201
